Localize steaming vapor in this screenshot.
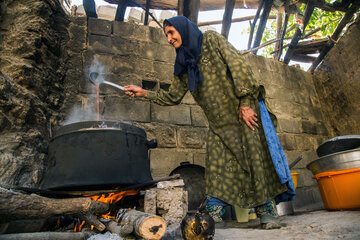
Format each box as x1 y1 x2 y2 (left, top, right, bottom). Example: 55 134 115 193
63 104 100 125
63 58 107 125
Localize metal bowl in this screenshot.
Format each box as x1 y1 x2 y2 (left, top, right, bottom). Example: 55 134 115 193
307 148 360 175
316 135 360 157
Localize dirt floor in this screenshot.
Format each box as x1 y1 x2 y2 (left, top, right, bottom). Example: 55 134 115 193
214 210 360 240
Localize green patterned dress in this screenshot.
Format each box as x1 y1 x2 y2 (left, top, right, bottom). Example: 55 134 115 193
148 31 287 208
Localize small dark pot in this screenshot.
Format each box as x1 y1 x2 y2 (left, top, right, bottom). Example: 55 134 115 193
181 210 215 240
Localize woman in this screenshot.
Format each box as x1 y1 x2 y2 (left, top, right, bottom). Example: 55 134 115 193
125 16 292 229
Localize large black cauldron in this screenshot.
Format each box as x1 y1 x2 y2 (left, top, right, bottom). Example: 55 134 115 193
40 121 156 190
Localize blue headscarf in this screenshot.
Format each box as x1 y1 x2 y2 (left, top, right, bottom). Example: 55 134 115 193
164 16 203 92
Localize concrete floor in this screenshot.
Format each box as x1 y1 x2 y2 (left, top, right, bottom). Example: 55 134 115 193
214 210 360 240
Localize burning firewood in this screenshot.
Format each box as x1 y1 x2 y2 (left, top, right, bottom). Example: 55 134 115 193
0 187 109 231
107 209 167 240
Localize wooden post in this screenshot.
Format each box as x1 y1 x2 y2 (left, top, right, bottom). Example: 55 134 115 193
252 0 274 54
115 0 130 22
283 1 315 64
248 0 264 49
276 12 289 60
144 0 151 25
274 11 283 59
178 0 184 16
221 0 236 39
183 0 200 24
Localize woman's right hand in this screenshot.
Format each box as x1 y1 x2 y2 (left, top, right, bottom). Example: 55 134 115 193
124 85 148 98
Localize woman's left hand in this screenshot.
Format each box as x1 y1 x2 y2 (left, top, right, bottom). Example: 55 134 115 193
239 106 259 131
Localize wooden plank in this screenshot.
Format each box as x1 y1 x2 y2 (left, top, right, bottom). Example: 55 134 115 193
221 0 236 39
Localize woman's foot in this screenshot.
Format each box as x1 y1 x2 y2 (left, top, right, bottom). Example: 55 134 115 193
260 214 281 229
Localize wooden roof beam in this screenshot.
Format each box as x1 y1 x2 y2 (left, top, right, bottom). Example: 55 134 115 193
197 14 276 27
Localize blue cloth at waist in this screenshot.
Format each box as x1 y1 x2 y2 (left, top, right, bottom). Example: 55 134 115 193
259 100 296 203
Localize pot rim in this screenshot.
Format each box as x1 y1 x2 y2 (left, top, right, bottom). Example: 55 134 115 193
53 120 146 139
306 148 360 175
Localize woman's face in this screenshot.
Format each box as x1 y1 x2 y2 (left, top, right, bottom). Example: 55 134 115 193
165 25 182 49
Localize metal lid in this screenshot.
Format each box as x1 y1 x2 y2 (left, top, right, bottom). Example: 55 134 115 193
316 135 360 157
53 121 146 139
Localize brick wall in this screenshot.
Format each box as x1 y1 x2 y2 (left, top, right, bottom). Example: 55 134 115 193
63 17 333 209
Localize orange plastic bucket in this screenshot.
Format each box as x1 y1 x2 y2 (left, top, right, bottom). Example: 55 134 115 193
291 172 299 190
313 168 360 210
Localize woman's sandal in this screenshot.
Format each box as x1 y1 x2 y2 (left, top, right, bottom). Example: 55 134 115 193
260 214 281 229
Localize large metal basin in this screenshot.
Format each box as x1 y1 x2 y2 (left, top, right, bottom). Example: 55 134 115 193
307 148 360 175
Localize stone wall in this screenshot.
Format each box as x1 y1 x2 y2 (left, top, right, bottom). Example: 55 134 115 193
0 2 344 209
0 0 69 187
313 20 360 136
61 17 331 209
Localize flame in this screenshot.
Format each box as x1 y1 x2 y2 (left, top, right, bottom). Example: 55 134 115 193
74 220 85 232
86 189 140 204
85 189 140 220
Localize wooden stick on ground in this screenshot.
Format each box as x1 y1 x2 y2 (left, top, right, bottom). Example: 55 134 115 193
0 232 94 240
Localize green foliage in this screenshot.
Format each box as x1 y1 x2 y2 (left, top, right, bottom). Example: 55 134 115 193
254 3 345 58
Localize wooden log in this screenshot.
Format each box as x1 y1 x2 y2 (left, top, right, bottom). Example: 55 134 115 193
221 0 236 39
0 188 109 223
106 219 133 236
0 232 93 240
80 212 105 231
116 209 167 240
